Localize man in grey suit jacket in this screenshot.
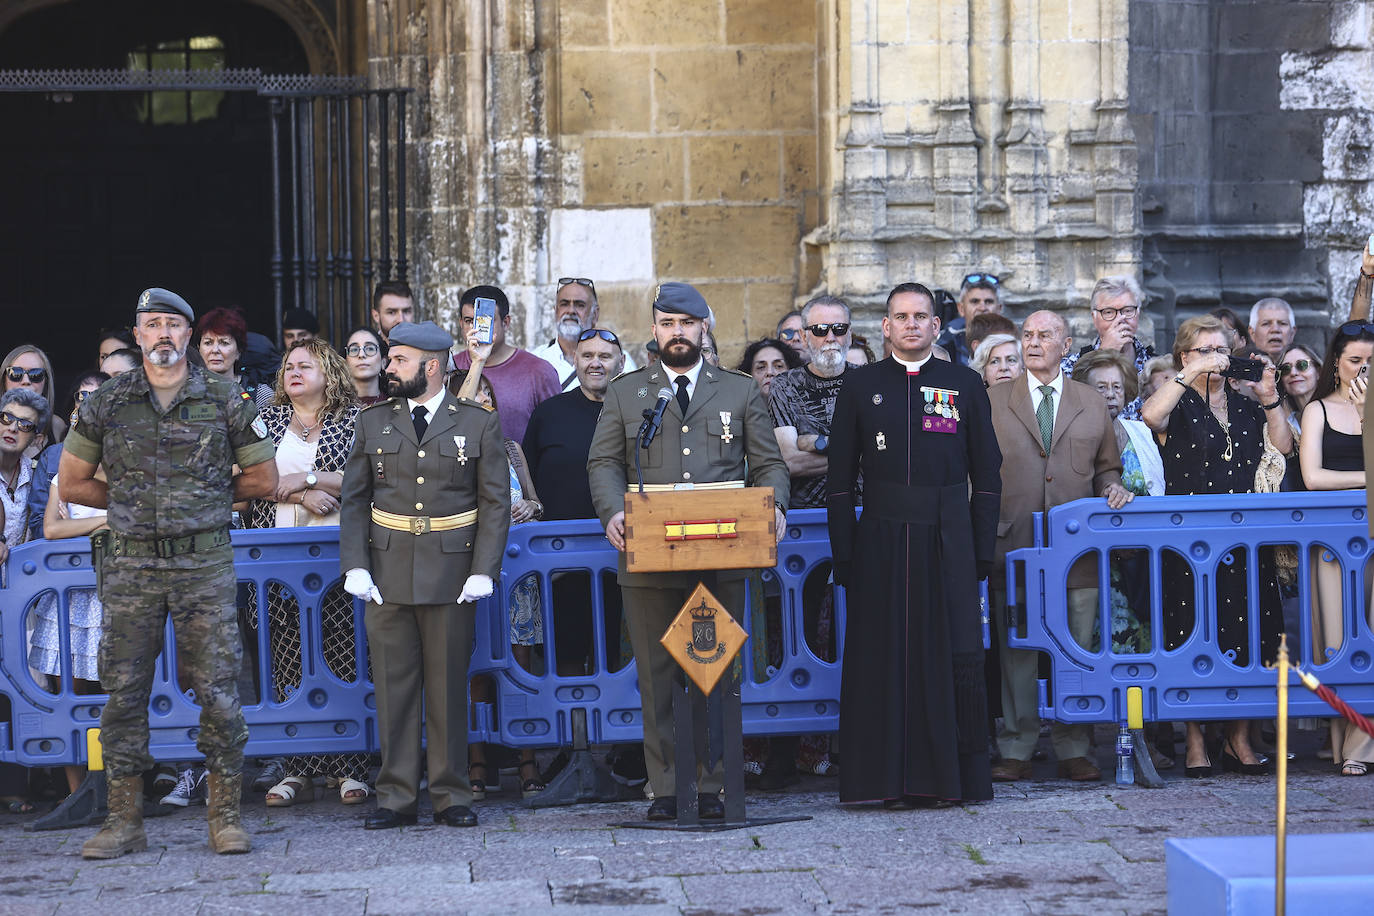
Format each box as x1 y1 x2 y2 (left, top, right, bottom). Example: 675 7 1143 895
340 321 511 828
987 310 1132 783
588 283 789 821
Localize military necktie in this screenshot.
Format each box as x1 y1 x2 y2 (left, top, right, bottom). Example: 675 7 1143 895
412 404 429 441
674 375 690 415
1036 385 1055 453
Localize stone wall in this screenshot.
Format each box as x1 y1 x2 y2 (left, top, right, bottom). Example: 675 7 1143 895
1132 0 1374 347
367 0 1141 360
816 0 1140 343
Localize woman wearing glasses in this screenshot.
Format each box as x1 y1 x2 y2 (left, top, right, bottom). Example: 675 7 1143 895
2 345 60 450
1299 322 1374 776
1141 314 1291 777
0 387 48 558
342 327 387 404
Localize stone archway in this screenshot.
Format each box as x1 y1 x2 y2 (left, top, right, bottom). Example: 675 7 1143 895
0 0 340 74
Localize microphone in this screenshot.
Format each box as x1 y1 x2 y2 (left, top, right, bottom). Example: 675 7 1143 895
639 387 674 449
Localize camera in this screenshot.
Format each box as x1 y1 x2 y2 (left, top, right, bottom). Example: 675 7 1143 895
1220 356 1264 382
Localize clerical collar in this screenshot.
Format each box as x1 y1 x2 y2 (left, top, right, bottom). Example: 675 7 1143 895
892 352 933 373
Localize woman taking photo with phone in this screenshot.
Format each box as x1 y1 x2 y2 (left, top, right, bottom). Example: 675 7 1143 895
1141 314 1292 777
1299 321 1374 776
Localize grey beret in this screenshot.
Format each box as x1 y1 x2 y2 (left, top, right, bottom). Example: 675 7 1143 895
136 287 194 322
387 320 454 352
652 282 709 320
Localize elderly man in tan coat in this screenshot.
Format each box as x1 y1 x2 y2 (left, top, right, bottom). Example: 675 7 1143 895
988 310 1133 783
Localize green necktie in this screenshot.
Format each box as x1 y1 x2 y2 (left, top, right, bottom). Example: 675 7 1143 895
1036 385 1055 452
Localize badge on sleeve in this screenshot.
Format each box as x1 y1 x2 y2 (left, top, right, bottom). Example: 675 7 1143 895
251 416 268 439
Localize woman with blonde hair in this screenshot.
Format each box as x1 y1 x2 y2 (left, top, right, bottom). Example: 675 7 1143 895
2 344 61 449
243 337 369 807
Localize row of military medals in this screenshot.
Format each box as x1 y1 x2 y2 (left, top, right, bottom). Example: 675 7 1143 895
923 387 960 420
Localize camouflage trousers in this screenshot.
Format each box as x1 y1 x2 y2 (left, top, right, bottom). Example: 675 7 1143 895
98 556 248 778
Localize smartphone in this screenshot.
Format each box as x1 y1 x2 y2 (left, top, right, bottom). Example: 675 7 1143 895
472 297 497 345
1360 364 1369 379
1221 355 1264 382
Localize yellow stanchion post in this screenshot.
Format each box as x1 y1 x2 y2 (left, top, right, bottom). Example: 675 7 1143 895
1275 634 1289 916
86 728 103 772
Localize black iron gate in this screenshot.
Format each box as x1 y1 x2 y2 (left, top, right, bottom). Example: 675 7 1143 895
0 68 412 343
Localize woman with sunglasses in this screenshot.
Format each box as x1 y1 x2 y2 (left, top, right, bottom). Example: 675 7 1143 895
1141 314 1290 778
1299 321 1374 776
2 345 60 452
0 388 49 561
342 327 388 404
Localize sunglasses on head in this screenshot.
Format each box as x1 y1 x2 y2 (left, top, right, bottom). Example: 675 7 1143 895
558 277 596 294
0 410 36 433
806 322 851 338
1337 320 1374 337
5 366 45 384
578 328 620 345
963 273 999 287
1278 359 1313 376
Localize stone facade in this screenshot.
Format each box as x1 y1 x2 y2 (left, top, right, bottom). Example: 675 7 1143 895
359 0 1370 361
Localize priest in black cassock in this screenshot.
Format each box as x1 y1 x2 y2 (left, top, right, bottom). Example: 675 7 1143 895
826 282 1001 808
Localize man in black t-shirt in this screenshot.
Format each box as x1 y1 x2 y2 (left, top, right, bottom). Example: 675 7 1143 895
524 329 627 672
758 294 857 789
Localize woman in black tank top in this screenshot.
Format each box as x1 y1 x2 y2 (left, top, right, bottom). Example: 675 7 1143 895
1299 321 1373 776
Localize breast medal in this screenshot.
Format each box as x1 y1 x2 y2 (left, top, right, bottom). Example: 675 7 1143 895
876 431 886 450
454 435 468 465
719 411 733 443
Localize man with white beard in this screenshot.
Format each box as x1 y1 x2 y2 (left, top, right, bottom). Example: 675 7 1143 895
532 277 637 391
755 294 857 790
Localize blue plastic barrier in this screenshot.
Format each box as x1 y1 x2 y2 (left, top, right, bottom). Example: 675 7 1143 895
0 511 845 767
1005 490 1374 725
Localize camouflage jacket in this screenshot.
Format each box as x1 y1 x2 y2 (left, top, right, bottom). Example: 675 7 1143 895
64 363 276 556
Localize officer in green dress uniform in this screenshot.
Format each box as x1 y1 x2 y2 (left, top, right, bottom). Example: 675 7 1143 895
587 283 789 821
61 288 279 858
339 320 510 829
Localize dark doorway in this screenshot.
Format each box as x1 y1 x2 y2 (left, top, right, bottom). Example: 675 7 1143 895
0 0 310 389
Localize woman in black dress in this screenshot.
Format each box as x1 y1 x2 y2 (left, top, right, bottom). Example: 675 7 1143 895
1298 321 1374 775
1141 315 1292 777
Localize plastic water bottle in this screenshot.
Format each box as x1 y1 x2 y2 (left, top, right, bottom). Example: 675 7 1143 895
1115 725 1135 786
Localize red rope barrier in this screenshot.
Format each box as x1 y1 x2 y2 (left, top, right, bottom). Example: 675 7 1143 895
1294 669 1374 740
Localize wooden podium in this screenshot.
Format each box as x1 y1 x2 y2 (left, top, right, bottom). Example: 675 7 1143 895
616 486 808 831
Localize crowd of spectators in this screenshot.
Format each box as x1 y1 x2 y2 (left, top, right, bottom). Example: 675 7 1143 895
3 247 1374 816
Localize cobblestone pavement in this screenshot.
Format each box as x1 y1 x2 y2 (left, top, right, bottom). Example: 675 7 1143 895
1 730 1369 914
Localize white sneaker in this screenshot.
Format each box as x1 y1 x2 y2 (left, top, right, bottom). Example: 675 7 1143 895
160 768 207 807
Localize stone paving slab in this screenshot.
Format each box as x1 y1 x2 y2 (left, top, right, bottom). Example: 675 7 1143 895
1 741 1372 913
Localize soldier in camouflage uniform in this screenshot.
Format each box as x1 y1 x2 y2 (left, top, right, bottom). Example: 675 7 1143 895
60 288 278 859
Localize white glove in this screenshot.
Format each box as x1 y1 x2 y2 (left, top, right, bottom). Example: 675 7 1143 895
458 574 493 605
344 568 384 605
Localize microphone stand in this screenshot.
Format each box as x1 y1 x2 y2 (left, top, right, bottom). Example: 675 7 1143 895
634 408 653 493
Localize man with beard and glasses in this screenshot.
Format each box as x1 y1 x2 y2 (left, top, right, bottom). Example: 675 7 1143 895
753 294 858 789
532 277 638 391
826 282 1002 809
340 321 510 830
61 288 279 858
588 282 789 821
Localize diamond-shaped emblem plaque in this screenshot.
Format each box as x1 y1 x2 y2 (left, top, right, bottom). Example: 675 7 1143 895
659 582 747 695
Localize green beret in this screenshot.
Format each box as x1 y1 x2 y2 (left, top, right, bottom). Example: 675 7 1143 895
652 282 709 320
388 320 454 351
136 287 193 322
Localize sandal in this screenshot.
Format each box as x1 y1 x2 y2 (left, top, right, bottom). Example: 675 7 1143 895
2 797 36 814
469 762 488 801
520 760 544 798
339 777 371 804
265 775 314 807
1341 759 1368 777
